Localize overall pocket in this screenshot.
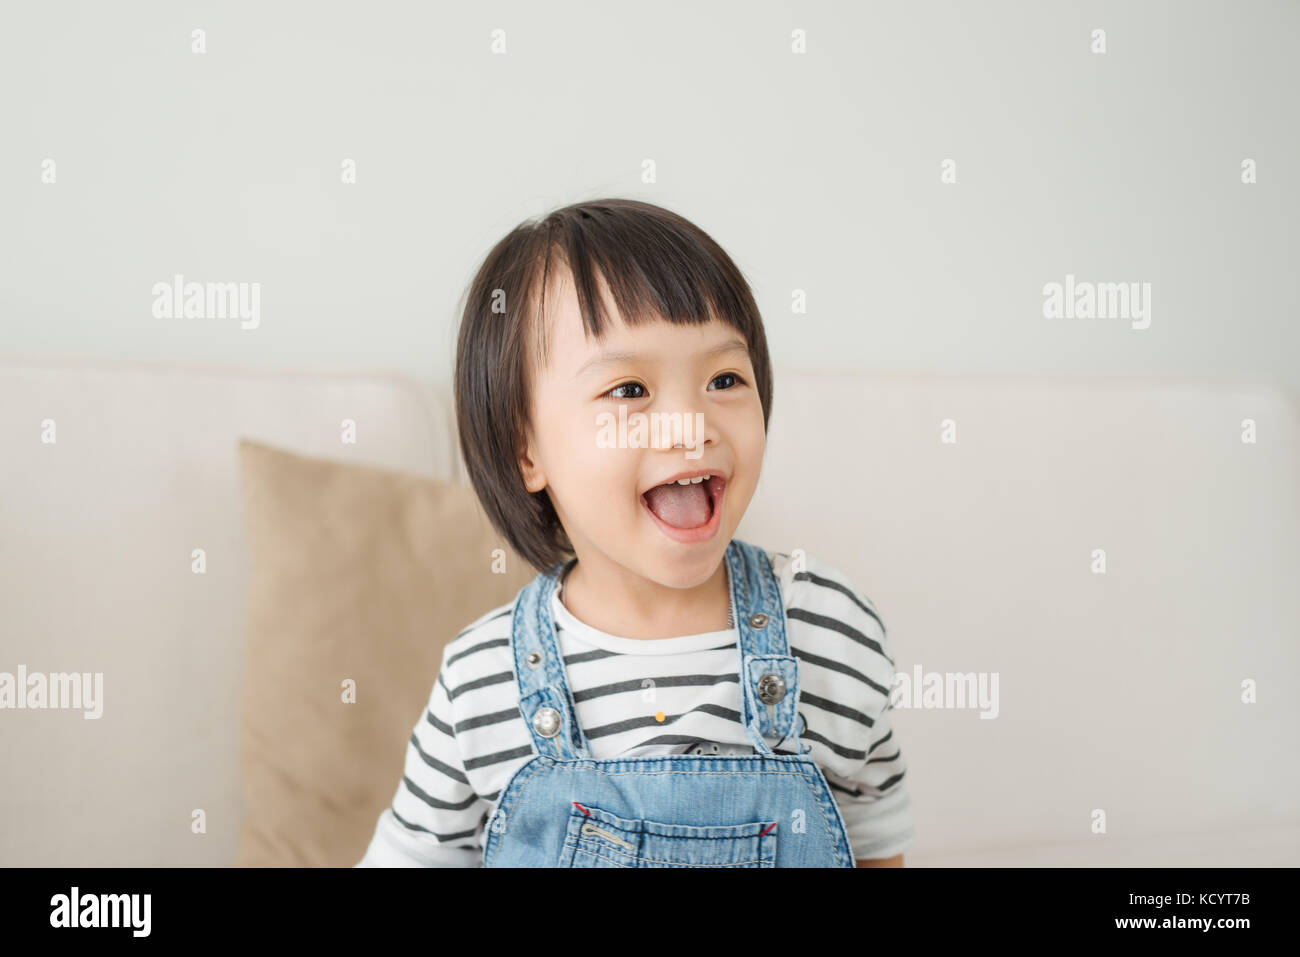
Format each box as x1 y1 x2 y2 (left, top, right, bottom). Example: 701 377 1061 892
557 802 777 868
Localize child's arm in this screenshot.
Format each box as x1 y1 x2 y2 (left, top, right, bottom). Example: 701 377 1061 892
354 649 491 867
825 698 916 866
800 563 914 867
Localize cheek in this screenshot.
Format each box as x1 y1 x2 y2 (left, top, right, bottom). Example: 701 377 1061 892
551 411 635 503
738 405 766 463
734 415 767 499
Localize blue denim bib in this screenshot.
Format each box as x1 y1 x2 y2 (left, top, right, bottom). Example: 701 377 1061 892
482 538 855 867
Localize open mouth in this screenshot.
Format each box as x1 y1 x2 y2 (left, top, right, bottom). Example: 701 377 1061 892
640 473 726 543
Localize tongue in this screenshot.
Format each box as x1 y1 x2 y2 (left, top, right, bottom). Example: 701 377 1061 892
644 481 711 529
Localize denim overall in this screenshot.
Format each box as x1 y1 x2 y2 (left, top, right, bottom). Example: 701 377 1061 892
481 538 856 867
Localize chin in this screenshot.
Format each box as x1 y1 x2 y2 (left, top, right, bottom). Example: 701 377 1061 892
645 530 731 585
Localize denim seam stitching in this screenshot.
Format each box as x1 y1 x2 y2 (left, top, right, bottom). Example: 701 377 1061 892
573 842 773 868
482 757 554 867
578 814 774 840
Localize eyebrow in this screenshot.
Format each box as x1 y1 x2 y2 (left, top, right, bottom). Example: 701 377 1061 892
575 336 749 377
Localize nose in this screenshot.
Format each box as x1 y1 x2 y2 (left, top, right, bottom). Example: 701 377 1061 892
649 389 717 454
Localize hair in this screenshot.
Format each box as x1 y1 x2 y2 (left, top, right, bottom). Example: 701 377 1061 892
453 197 773 574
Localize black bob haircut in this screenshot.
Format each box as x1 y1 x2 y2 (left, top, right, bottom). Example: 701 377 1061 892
453 197 774 574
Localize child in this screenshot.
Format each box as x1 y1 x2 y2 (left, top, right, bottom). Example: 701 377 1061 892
357 198 915 867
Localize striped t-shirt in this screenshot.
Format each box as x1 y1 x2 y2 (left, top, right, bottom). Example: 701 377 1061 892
356 549 915 866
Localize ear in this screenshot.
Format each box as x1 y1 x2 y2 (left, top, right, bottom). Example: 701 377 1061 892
518 427 547 493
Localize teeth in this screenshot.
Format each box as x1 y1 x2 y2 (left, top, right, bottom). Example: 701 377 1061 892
674 476 707 485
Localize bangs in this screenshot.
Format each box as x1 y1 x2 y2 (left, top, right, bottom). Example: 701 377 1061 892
525 199 761 374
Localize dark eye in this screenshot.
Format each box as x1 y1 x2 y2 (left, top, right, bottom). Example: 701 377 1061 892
603 381 646 400
709 373 746 391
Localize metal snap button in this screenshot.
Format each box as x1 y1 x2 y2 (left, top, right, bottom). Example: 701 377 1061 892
526 650 543 668
532 706 561 737
748 612 769 629
756 672 786 704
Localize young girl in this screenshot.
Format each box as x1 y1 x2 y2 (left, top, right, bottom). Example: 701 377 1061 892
357 198 915 868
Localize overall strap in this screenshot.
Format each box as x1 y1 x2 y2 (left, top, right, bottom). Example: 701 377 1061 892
726 539 806 755
510 558 592 760
509 541 805 760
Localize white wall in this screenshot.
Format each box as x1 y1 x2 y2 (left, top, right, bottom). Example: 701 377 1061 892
1 0 1296 392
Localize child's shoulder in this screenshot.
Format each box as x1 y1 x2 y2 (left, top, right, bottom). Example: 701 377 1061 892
763 545 891 654
764 546 879 608
440 595 521 673
436 558 574 676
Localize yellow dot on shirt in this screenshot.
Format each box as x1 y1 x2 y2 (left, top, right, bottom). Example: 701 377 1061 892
655 711 665 722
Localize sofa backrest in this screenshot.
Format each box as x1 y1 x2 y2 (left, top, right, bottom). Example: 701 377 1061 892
0 360 457 865
740 371 1300 863
2 360 1296 865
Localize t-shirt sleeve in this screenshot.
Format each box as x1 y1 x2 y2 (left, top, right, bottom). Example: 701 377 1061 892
824 699 917 860
810 571 917 861
354 646 491 868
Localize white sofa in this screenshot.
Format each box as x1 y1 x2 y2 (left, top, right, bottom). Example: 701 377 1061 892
2 358 1297 866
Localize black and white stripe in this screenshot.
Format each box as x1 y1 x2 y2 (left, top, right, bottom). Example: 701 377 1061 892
357 550 914 866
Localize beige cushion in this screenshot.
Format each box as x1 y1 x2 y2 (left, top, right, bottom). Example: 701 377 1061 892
234 439 536 867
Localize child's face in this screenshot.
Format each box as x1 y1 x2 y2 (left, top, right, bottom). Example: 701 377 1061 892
519 268 765 590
